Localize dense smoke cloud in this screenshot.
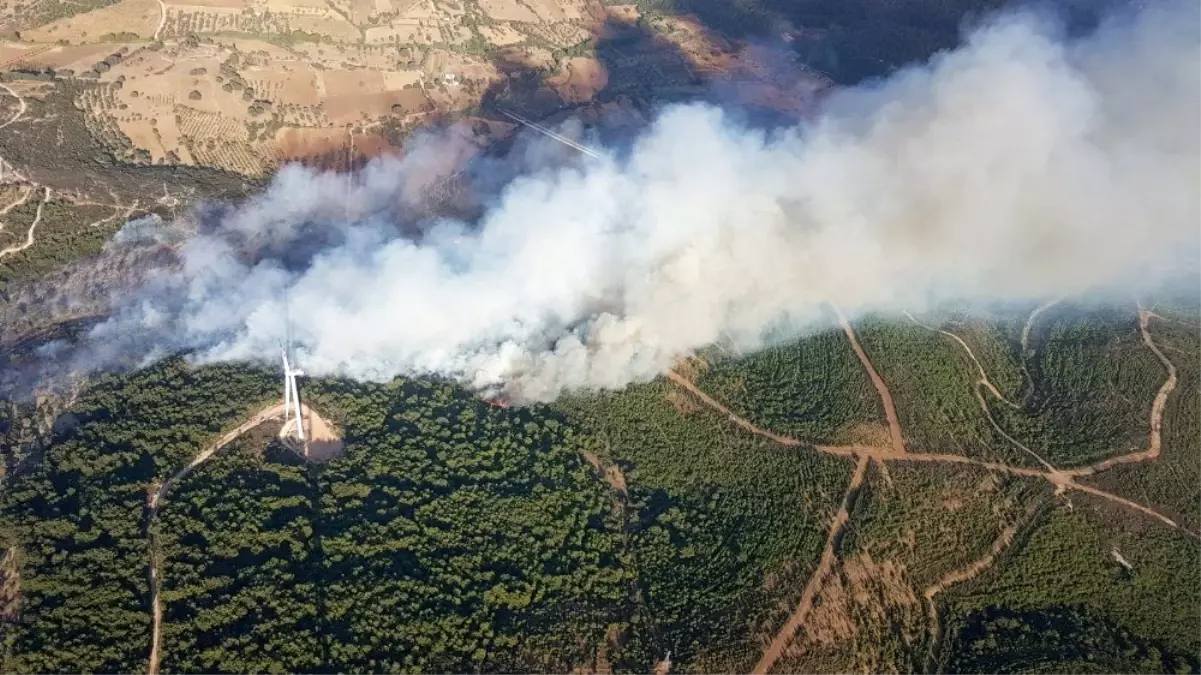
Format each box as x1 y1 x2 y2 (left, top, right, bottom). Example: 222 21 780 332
77 0 1200 401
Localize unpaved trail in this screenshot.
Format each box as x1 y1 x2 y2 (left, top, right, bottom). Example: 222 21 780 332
0 81 27 131
0 188 49 261
1066 309 1176 478
752 455 870 675
153 0 167 41
667 372 1195 536
0 81 32 185
833 307 906 454
147 402 291 675
669 361 1196 674
903 311 1058 473
0 185 32 220
923 523 1018 600
921 522 1020 672
903 311 1021 409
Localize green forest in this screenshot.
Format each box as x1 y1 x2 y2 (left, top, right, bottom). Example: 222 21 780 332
0 352 856 673
0 291 1197 674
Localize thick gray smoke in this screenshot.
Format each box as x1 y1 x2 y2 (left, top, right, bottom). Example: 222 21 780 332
84 0 1199 402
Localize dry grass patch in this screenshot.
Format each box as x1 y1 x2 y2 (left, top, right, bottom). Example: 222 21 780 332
165 0 247 8
286 13 362 40
0 43 39 68
265 0 328 13
276 126 396 169
525 0 586 22
480 23 526 46
478 0 539 23
325 88 431 123
245 66 322 105
13 42 134 71
364 22 427 44
840 422 893 447
22 0 159 43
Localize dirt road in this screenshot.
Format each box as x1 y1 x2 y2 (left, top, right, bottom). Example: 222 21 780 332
0 188 48 261
0 82 26 131
0 186 31 222
1065 309 1176 478
903 311 1021 409
668 346 1193 535
833 307 906 454
0 82 31 185
903 311 1058 473
671 312 1193 673
921 522 1020 672
147 402 293 675
153 0 168 41
1022 299 1061 355
751 456 870 674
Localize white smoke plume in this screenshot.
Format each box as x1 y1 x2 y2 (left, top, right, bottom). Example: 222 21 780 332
84 0 1199 402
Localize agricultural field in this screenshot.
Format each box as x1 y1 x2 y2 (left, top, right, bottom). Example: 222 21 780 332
0 0 834 190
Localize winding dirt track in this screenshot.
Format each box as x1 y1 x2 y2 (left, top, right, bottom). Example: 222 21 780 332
0 81 26 131
146 403 290 675
751 456 869 674
0 188 49 261
670 308 1195 674
903 311 1058 473
153 0 167 41
1064 309 1176 478
1022 299 1061 356
0 186 32 222
903 311 1021 409
921 522 1020 672
0 82 31 185
1018 299 1060 402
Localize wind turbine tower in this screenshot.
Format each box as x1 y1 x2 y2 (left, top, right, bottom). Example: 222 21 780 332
281 346 306 444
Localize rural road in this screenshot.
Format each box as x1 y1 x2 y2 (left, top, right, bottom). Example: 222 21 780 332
672 305 1194 674
0 81 31 185
0 187 49 261
0 81 26 131
153 0 167 42
902 311 1059 473
146 402 291 675
751 455 870 675
834 307 906 453
903 311 1021 409
1065 309 1177 478
921 522 1020 672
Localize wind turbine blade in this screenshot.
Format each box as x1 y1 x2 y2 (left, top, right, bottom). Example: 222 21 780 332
499 108 603 160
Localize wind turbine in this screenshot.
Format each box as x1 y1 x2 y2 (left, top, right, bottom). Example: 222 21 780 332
281 343 306 443
279 290 305 445
497 107 603 160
